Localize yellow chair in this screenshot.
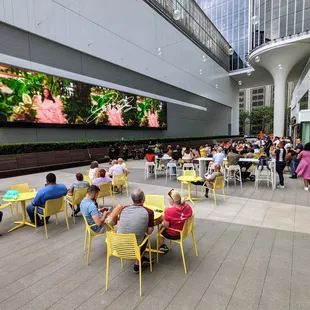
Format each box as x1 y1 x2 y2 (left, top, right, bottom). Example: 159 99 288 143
202 176 226 205
11 183 35 220
105 231 152 297
34 196 69 239
97 183 114 207
112 174 129 197
83 174 91 184
0 203 14 221
82 213 115 265
157 214 198 274
144 195 165 231
65 187 88 223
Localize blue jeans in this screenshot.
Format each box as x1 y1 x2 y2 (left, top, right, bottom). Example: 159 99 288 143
26 204 48 224
290 156 299 177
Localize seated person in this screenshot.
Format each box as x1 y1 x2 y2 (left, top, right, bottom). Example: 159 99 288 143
182 147 194 163
145 148 156 172
67 172 90 216
192 164 223 198
117 188 155 273
166 145 173 157
109 160 126 176
80 185 123 234
118 158 130 176
210 147 225 170
92 169 112 186
199 145 206 158
26 173 67 226
89 161 99 184
159 190 193 253
108 160 126 193
226 147 240 166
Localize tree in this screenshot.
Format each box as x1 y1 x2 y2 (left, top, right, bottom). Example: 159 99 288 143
249 106 274 134
239 110 250 135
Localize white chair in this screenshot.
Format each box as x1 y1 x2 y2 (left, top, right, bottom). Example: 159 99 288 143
225 165 242 188
145 162 157 179
166 162 179 182
182 163 195 174
255 161 274 189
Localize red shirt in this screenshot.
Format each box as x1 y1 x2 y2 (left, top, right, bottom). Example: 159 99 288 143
146 154 155 162
164 203 193 236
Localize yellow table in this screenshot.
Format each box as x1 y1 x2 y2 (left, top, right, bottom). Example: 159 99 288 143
177 175 202 204
3 192 37 232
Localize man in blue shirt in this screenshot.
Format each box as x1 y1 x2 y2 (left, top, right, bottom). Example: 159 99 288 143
26 173 67 226
80 185 123 233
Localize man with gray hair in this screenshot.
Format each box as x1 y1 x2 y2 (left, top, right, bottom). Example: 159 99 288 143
117 188 155 273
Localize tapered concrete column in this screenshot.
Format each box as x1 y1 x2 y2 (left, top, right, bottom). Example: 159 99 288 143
273 76 287 137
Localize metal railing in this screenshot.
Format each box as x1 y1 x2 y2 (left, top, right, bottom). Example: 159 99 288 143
143 0 231 71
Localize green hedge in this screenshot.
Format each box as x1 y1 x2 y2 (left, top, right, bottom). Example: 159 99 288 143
0 135 241 155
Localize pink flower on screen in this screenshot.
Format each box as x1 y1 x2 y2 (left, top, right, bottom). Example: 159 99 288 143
36 97 67 124
148 111 159 127
108 106 124 126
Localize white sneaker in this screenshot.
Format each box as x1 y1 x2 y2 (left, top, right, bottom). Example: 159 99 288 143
276 185 285 189
304 187 309 191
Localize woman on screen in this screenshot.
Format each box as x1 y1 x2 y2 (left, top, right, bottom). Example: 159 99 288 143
148 106 159 128
35 88 67 124
107 103 124 126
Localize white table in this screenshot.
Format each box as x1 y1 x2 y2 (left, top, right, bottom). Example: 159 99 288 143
197 157 276 190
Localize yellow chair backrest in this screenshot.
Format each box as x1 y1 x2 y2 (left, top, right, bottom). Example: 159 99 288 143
11 183 30 193
85 169 89 176
106 231 139 259
144 195 165 211
83 175 91 184
113 174 126 186
183 170 196 177
72 187 88 205
98 183 112 198
181 214 194 240
44 197 64 217
214 176 225 189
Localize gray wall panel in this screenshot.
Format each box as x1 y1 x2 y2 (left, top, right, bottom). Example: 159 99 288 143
0 22 232 143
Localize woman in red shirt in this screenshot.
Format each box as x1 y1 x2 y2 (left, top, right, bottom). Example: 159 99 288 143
159 189 193 253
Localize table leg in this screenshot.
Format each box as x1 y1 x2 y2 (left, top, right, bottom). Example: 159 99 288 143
198 160 204 178
8 201 36 232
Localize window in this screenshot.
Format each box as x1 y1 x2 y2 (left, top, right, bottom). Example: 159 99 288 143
251 87 265 108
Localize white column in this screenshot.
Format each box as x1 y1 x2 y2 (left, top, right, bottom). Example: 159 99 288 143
273 76 287 137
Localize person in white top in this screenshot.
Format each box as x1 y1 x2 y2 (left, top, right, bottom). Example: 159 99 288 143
109 160 125 176
89 161 99 183
118 158 130 176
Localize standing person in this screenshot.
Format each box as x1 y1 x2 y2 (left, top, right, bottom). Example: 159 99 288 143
272 141 286 189
108 145 116 162
289 138 303 179
26 173 67 226
159 190 193 253
114 143 120 159
296 142 310 191
264 136 272 157
122 145 129 161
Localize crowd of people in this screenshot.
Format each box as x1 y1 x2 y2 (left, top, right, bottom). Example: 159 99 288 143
10 168 193 274
143 136 310 191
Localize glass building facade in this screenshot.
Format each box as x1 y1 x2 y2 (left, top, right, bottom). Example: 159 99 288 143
144 0 231 70
195 0 249 70
251 0 310 49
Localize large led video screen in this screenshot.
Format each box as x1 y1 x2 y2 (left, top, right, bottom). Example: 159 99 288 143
0 65 167 129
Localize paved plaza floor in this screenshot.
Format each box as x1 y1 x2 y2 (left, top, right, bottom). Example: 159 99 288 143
0 160 310 310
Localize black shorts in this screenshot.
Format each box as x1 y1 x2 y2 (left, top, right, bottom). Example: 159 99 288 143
161 229 180 240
